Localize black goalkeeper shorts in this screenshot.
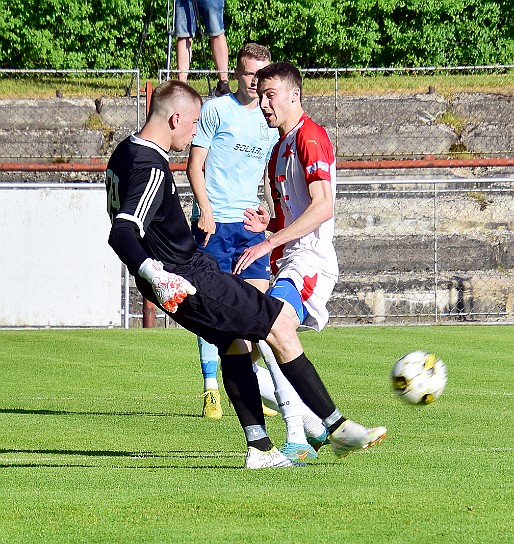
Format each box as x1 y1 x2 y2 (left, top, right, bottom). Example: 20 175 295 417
135 251 284 355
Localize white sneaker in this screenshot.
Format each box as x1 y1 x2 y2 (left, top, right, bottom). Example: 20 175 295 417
329 419 387 458
244 446 294 469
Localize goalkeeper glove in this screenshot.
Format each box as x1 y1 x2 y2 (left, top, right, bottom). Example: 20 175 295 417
138 258 196 313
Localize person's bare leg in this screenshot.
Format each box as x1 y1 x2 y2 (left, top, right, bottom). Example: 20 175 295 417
176 37 193 81
265 310 341 423
265 306 303 363
209 33 229 81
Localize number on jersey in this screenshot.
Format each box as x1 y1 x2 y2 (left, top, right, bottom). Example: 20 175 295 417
106 168 120 223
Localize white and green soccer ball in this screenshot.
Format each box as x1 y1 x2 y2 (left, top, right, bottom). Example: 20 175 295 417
391 351 447 404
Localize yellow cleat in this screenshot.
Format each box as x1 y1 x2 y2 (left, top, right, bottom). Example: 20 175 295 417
262 402 278 417
202 388 223 419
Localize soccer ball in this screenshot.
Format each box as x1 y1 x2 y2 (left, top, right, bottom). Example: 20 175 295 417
391 351 447 404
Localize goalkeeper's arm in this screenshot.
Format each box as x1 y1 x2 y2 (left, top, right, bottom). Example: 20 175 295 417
108 220 196 313
108 220 148 276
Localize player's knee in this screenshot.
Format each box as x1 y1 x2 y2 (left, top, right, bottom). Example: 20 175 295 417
267 309 296 344
224 338 251 356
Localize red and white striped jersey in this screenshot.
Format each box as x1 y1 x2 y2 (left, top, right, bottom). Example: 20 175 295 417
268 113 339 330
268 113 338 275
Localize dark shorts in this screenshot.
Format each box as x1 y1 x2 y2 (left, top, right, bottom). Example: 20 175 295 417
191 221 270 280
173 0 225 37
135 251 283 355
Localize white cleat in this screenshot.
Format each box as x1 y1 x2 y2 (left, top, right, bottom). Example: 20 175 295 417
244 446 294 469
329 419 387 458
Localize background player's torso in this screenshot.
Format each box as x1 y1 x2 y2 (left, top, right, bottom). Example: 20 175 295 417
192 95 278 222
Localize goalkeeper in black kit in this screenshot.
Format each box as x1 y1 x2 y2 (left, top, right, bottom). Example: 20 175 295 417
106 80 386 468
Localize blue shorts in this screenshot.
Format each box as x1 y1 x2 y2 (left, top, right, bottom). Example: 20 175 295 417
192 221 270 280
268 278 307 324
173 0 225 37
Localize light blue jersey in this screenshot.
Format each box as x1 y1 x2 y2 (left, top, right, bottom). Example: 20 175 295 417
191 94 278 222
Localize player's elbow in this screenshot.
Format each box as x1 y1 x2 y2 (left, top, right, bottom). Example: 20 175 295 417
108 230 118 253
318 203 333 223
108 224 144 277
108 220 123 250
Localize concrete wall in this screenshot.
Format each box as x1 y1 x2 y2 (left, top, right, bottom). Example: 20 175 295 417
330 185 513 323
1 91 514 163
0 185 121 327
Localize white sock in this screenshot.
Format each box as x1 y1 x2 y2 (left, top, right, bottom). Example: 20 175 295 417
204 378 218 391
303 414 327 438
253 363 279 411
284 415 308 444
257 340 309 444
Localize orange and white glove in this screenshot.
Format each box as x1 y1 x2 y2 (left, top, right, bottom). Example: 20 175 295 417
138 258 196 313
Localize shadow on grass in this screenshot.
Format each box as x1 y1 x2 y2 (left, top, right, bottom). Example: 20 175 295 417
1 408 245 468
0 448 246 469
0 448 161 457
0 407 206 418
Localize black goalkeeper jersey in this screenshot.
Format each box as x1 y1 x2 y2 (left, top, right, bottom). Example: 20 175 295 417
106 135 197 275
106 135 283 353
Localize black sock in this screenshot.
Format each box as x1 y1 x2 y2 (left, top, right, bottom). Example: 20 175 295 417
279 352 338 420
248 437 273 452
328 418 347 435
220 352 267 437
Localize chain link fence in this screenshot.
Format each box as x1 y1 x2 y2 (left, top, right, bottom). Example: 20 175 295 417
162 65 514 162
0 67 512 325
305 65 514 161
0 69 141 182
331 177 513 323
1 65 513 166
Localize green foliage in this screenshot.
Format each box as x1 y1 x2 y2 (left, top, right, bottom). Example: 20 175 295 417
224 0 514 68
373 0 514 67
0 0 513 76
224 0 385 67
0 0 146 70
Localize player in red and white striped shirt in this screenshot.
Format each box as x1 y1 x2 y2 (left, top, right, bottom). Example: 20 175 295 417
235 62 386 461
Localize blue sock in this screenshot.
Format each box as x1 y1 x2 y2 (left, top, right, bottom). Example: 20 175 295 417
198 337 219 388
201 360 218 380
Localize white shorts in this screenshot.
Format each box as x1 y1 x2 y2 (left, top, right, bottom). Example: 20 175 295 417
272 258 337 332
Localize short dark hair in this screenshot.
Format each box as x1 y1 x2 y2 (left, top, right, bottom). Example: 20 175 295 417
148 80 202 118
255 62 302 95
236 43 271 69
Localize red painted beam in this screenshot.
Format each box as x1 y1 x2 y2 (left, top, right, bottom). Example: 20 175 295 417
0 161 188 172
2 156 514 173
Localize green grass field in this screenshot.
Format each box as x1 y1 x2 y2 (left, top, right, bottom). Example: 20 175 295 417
1 326 512 543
